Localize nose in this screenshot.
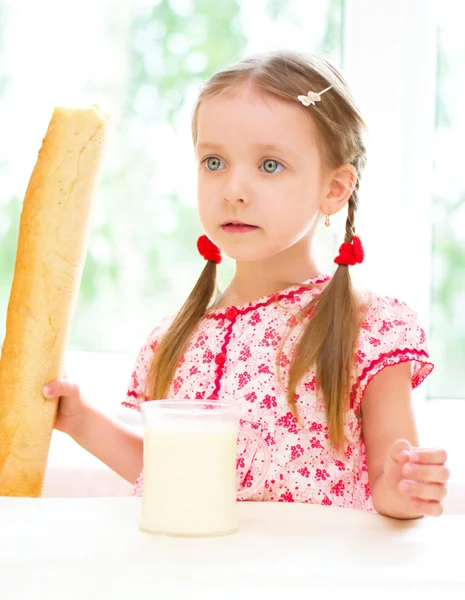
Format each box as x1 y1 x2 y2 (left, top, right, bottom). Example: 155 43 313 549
222 168 250 205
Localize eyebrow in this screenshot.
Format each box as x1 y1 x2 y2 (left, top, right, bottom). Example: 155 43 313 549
196 142 300 158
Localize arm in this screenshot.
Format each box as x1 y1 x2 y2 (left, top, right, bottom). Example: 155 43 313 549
71 405 143 485
362 362 448 519
43 378 144 485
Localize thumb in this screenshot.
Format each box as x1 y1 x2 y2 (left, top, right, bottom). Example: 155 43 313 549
42 378 78 399
388 439 413 465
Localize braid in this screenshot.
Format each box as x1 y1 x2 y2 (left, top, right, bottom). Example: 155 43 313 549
343 156 364 243
286 154 366 448
344 187 357 242
145 260 219 400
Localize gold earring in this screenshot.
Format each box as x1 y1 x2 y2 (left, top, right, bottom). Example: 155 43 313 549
325 214 331 227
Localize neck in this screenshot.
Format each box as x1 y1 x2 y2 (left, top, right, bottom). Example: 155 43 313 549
223 236 321 305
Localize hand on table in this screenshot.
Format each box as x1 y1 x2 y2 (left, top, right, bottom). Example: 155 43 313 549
383 439 450 517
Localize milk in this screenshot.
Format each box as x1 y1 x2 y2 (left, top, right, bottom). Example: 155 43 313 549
140 421 239 537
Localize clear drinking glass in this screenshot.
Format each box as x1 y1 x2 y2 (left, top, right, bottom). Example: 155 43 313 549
139 400 270 537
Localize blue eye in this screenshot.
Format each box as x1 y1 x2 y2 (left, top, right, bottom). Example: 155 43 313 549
261 159 284 174
204 157 224 171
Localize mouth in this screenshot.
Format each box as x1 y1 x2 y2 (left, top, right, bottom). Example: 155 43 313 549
221 221 258 234
221 220 256 227
221 221 259 233
221 221 258 233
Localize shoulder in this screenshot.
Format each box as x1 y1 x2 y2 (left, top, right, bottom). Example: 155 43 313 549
133 313 176 366
351 290 433 411
358 291 427 348
122 314 175 410
144 314 175 347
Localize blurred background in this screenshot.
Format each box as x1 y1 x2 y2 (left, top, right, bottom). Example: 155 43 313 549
0 0 463 411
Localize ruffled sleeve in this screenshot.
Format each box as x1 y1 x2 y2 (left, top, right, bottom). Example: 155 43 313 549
351 295 434 414
122 316 174 411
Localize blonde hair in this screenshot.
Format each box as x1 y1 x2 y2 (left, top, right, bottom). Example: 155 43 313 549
146 51 367 449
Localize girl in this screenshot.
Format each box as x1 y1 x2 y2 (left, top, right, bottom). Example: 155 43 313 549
43 51 449 519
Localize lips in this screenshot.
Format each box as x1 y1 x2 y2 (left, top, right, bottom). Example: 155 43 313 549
221 220 256 227
221 222 259 233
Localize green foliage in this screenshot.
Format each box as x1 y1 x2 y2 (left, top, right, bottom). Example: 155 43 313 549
0 195 21 293
429 190 465 398
435 28 452 130
73 0 247 349
319 0 344 61
8 0 419 367
0 2 12 95
428 26 465 399
126 0 246 125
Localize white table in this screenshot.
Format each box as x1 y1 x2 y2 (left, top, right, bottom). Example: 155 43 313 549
1 498 464 600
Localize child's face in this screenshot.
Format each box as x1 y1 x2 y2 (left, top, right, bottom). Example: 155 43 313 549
195 86 328 263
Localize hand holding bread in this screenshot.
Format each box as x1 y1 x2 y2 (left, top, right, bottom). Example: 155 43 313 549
43 378 89 439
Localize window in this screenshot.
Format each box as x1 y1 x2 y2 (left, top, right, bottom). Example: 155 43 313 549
4 1 462 404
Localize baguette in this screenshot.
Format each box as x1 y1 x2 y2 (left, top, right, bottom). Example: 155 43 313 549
0 106 109 496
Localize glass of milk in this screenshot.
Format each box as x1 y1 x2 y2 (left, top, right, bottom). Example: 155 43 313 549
139 400 270 537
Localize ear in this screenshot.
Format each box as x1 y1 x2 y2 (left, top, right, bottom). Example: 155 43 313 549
321 163 357 217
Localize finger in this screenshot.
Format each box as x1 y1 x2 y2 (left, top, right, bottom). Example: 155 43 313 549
389 439 413 464
410 448 448 465
42 379 77 399
410 498 444 517
399 479 447 502
403 462 450 483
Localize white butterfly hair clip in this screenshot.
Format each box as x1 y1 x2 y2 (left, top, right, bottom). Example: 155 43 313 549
297 85 333 106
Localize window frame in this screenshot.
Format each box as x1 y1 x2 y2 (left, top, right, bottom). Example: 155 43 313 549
343 0 438 404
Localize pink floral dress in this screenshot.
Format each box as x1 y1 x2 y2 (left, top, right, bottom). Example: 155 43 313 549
122 274 433 511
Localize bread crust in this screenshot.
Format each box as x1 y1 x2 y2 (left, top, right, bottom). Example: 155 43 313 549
0 106 108 496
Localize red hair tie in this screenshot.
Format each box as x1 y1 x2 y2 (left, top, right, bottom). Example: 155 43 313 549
197 235 222 264
334 235 364 266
